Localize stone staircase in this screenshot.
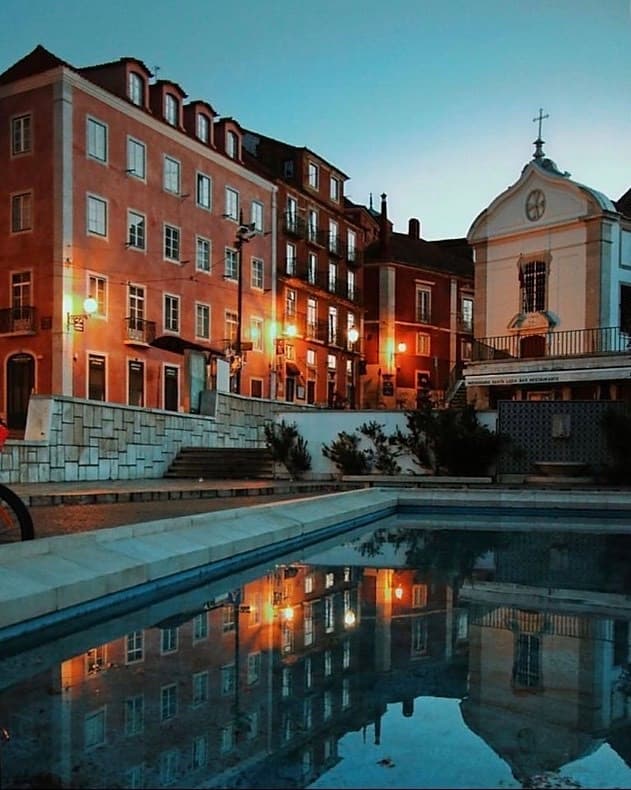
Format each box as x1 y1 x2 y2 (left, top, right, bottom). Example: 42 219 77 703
165 447 275 480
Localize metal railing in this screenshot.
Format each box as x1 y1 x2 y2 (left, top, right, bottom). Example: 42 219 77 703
125 317 156 344
472 326 631 362
0 306 37 334
278 263 361 303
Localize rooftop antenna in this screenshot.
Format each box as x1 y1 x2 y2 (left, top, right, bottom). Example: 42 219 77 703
152 64 161 82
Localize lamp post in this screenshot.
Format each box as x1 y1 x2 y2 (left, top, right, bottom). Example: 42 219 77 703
348 325 359 409
66 295 98 332
233 211 256 394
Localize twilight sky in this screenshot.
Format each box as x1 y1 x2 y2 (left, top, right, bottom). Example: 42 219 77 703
1 0 630 240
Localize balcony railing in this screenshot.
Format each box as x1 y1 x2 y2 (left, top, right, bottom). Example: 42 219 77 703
472 326 631 362
328 235 345 258
0 306 37 334
279 262 361 303
283 213 306 237
125 317 156 345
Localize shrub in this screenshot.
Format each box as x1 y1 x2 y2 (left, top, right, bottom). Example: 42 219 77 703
322 431 372 476
358 420 402 475
264 420 311 479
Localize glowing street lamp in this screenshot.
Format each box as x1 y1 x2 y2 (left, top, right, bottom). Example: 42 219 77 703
67 295 98 331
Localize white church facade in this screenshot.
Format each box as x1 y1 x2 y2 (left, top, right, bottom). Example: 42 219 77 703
464 124 631 408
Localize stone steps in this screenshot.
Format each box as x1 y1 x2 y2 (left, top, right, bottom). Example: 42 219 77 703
165 447 275 480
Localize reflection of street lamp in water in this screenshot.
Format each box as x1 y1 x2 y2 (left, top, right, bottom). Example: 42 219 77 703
0 726 10 789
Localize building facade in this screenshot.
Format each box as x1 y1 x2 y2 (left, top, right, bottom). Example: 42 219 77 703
464 133 631 407
362 194 474 409
1 46 278 430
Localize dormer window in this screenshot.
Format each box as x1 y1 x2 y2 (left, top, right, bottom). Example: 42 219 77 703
197 113 210 143
226 130 239 160
128 72 144 106
165 94 179 126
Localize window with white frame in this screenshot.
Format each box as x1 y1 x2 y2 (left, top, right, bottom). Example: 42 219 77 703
88 275 106 316
226 130 239 159
324 649 333 677
285 288 296 318
225 247 238 280
87 195 107 236
325 571 334 588
460 296 473 332
160 684 177 720
84 708 106 749
327 353 336 370
250 316 264 351
196 172 211 210
304 602 314 646
307 252 317 284
160 627 178 653
127 137 146 179
286 242 296 275
128 72 144 105
87 117 107 162
128 284 145 331
251 257 264 290
328 306 338 344
304 573 314 594
192 671 209 706
220 724 234 753
328 219 339 254
164 94 178 126
328 262 337 293
221 663 235 695
196 236 210 272
11 192 32 232
286 195 298 231
225 187 239 220
347 229 356 262
196 113 210 143
285 343 294 360
193 612 208 641
12 114 31 155
192 735 209 769
126 631 144 663
225 311 238 348
251 201 263 232
124 695 144 735
416 332 430 355
164 224 180 261
247 652 261 685
127 210 145 250
160 749 179 784
282 666 292 697
306 349 316 367
195 303 210 339
416 287 431 323
347 313 356 349
308 161 319 189
330 175 341 202
325 595 334 633
307 208 318 241
307 297 317 338
164 294 180 333
163 156 180 194
347 269 355 300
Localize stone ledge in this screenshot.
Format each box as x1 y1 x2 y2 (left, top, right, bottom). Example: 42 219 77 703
342 474 493 486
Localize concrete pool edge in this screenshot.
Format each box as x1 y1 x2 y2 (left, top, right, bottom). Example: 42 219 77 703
1 486 630 639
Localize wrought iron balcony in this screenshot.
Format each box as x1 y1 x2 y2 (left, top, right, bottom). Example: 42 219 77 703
282 213 306 237
472 326 631 362
347 247 363 267
328 235 345 258
0 306 37 334
457 314 473 333
125 317 156 345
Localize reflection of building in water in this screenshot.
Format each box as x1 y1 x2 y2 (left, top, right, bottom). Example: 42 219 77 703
460 532 631 785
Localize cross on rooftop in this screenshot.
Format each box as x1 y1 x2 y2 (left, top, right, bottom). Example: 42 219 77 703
532 108 549 159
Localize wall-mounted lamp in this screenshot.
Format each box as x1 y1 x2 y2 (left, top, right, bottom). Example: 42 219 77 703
348 326 359 344
394 583 404 600
284 323 298 338
67 296 98 332
397 341 407 354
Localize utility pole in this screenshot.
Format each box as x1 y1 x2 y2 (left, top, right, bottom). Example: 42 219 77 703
234 210 255 395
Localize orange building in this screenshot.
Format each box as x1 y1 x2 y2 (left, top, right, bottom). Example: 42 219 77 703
0 46 278 430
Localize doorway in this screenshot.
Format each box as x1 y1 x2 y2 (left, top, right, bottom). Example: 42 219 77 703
6 353 34 429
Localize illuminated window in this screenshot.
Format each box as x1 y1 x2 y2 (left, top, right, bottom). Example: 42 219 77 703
416 332 430 356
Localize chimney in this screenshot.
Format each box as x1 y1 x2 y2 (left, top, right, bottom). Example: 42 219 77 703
408 218 421 239
378 192 391 258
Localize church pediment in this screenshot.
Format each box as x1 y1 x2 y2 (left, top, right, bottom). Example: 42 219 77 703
468 162 613 243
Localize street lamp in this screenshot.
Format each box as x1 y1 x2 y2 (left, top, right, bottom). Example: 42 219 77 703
234 212 256 394
67 295 98 331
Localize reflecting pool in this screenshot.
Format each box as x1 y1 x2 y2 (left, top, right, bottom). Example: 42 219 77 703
1 521 631 789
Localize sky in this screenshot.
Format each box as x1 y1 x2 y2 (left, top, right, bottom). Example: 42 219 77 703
1 0 630 240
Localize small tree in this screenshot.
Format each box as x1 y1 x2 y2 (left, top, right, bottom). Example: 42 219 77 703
359 420 402 475
322 431 372 475
264 420 311 479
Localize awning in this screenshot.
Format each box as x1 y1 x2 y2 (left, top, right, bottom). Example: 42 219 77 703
285 361 301 377
150 335 223 356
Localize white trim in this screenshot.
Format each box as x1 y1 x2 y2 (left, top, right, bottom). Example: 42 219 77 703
465 365 631 387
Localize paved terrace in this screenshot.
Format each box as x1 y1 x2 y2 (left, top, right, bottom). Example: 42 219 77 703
1 484 631 643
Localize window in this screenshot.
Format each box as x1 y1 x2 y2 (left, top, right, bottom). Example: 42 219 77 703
330 175 341 202
283 159 294 178
303 697 313 730
164 365 178 412
416 287 431 323
84 708 106 749
192 735 208 769
251 317 264 351
85 646 105 676
329 219 339 254
160 750 179 784
346 312 356 349
285 288 296 318
325 595 334 632
11 192 32 232
128 72 144 105
160 684 178 720
308 161 319 189
163 156 180 194
87 117 107 162
196 236 211 272
520 260 546 313
87 195 107 236
286 196 298 232
126 631 144 663
286 242 296 275
342 677 351 709
164 294 180 333
225 311 238 348
307 252 317 284
328 262 337 293
325 571 334 588
347 270 356 301
192 671 209 706
328 307 338 345
221 664 235 695
304 602 314 646
196 113 210 143
411 618 429 656
88 354 106 401
343 639 351 668
226 130 239 159
164 224 180 261
307 209 318 241
461 339 473 361
251 257 264 290
513 633 541 689
460 296 473 332
127 137 146 179
412 584 428 608
195 303 210 339
125 695 144 735
307 298 317 339
12 114 31 155
416 332 430 355
128 360 144 406
164 93 178 126
126 765 144 789
160 626 178 653
347 230 356 262
225 187 239 220
127 210 145 250
247 652 261 685
251 201 263 232
323 690 333 720
220 724 234 753
193 611 208 641
196 172 211 209
225 247 238 280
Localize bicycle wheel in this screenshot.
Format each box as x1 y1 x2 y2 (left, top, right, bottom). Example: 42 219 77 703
0 483 34 542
